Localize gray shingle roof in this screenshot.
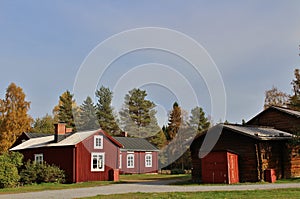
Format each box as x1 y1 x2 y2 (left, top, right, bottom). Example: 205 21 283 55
222 124 294 140
113 137 159 151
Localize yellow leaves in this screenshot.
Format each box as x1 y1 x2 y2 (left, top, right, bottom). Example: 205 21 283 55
0 83 32 153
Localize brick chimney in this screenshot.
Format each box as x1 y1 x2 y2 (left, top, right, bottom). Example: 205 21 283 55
54 123 66 143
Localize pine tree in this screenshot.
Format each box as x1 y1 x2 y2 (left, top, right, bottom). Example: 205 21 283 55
0 83 32 153
78 96 98 131
95 86 120 135
166 102 182 140
147 129 167 149
189 106 210 134
119 88 160 138
55 90 76 130
32 114 55 134
289 69 300 111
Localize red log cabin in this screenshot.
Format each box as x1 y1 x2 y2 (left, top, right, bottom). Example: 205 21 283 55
10 123 159 183
190 106 300 183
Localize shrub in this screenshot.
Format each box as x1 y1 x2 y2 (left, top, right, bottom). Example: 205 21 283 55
20 160 65 185
0 152 23 188
0 160 20 188
40 163 65 183
19 160 38 185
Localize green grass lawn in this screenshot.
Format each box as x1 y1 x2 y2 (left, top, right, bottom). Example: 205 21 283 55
0 174 188 194
0 181 113 194
81 188 300 199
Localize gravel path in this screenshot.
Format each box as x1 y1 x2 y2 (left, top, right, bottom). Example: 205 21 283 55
1 181 300 199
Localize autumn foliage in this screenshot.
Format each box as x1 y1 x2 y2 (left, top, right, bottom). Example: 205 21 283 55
0 83 32 153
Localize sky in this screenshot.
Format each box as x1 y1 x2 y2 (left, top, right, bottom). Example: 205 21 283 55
0 1 300 126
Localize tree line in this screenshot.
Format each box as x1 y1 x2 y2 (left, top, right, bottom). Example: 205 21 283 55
0 83 210 158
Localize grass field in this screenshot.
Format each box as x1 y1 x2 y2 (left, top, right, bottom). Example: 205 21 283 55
0 181 113 194
0 174 188 194
81 188 300 199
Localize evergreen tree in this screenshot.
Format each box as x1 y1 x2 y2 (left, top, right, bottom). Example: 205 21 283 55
289 69 300 111
147 129 167 149
55 90 76 130
0 83 32 153
32 114 55 134
166 102 182 140
119 88 160 138
188 106 210 134
78 96 98 131
95 86 120 135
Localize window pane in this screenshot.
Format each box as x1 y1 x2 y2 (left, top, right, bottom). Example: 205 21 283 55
93 157 97 169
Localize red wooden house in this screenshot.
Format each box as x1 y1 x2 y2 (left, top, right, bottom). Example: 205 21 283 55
10 123 123 183
10 124 159 183
113 136 159 174
191 106 300 183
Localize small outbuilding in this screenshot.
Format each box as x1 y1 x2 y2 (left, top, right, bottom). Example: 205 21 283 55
190 106 300 183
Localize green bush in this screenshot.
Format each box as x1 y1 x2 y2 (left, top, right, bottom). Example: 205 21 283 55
0 152 23 188
20 160 65 185
19 160 38 185
0 161 20 188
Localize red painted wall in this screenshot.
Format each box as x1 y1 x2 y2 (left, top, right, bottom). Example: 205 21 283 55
119 151 158 174
75 132 120 182
20 147 75 183
18 131 121 183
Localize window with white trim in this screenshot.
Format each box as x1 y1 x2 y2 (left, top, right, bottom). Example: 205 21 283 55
127 154 134 168
94 135 103 149
91 152 105 171
145 153 152 167
34 154 43 164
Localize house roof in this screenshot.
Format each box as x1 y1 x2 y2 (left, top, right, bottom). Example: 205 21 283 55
247 106 300 124
113 137 159 152
222 124 294 140
24 132 50 139
10 129 122 151
271 106 300 117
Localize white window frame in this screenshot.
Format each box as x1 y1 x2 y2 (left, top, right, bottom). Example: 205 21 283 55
91 152 105 172
127 153 134 168
94 135 103 149
119 154 122 169
145 153 152 167
34 154 43 164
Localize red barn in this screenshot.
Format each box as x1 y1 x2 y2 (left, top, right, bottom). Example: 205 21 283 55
10 123 122 183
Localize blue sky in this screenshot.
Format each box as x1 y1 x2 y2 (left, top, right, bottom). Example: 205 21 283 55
0 1 299 126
